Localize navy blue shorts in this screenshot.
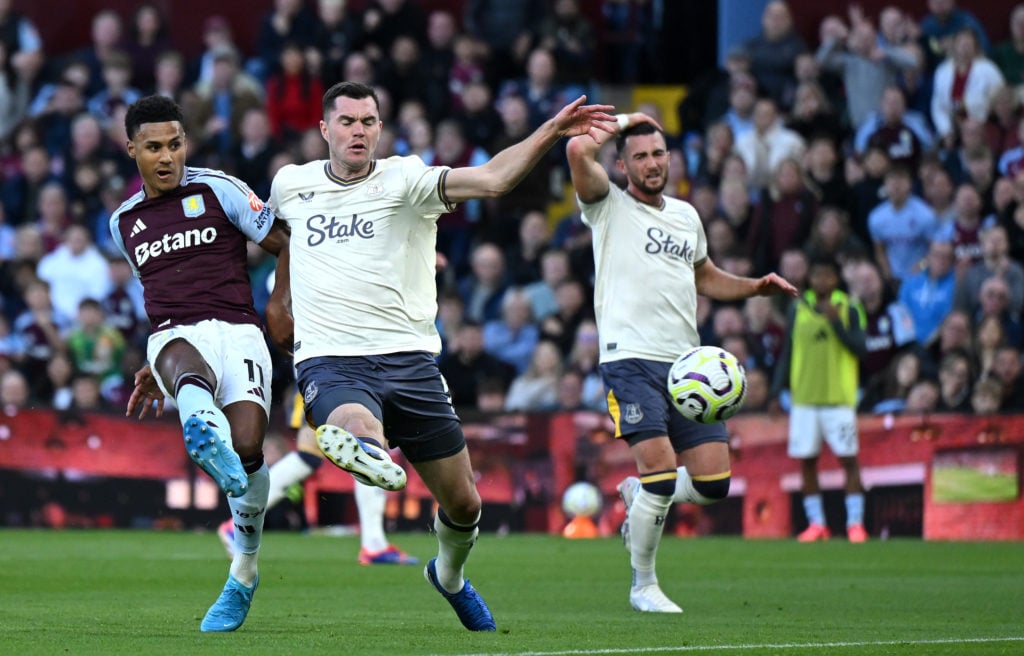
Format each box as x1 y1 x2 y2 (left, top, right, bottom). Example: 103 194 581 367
296 352 465 463
600 358 728 452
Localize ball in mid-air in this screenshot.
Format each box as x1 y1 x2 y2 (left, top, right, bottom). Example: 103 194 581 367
667 346 747 423
561 481 602 518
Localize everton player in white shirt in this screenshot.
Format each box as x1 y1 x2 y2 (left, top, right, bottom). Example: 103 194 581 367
111 95 291 632
269 81 614 631
566 113 796 613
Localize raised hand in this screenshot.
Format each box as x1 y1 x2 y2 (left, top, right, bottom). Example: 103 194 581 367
553 96 617 140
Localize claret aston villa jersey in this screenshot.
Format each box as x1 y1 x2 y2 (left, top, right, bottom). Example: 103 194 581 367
109 167 274 331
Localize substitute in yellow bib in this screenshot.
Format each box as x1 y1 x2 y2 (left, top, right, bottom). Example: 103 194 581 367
774 256 869 544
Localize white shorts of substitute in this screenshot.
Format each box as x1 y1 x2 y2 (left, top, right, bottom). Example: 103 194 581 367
146 319 272 417
787 405 859 459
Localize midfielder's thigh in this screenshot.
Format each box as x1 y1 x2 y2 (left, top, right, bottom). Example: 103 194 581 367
787 405 825 459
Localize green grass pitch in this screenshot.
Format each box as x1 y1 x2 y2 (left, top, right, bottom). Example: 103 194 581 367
2 529 1022 655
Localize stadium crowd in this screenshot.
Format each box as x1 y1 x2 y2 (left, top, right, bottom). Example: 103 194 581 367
0 0 1023 424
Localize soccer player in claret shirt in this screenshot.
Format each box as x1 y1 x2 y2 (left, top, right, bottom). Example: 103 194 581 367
269 81 614 631
110 95 291 633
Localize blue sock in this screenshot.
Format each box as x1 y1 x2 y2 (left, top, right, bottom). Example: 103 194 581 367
846 493 865 526
803 494 825 526
174 374 230 436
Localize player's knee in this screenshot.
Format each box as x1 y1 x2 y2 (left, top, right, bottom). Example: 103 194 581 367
640 470 678 497
692 474 730 503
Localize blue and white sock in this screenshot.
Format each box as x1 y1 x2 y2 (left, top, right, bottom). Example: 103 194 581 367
173 374 230 437
803 494 826 526
845 493 865 526
228 462 269 587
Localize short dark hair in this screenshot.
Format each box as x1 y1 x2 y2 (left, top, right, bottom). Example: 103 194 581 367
124 95 184 140
322 81 379 117
615 121 665 157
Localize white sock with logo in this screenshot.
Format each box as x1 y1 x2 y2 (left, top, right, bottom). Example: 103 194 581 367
628 488 673 589
355 481 388 552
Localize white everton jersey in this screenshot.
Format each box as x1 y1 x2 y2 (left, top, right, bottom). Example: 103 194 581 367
580 184 707 364
270 156 454 362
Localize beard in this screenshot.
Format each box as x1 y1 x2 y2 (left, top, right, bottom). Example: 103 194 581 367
630 170 667 196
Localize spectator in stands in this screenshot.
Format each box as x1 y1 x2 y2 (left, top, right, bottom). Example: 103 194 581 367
984 85 1021 157
920 0 991 70
973 275 1023 345
750 157 816 275
68 372 112 413
922 165 957 225
735 97 805 194
743 0 807 106
935 183 991 269
190 45 264 166
803 205 869 270
847 146 891 246
264 41 323 143
252 0 318 81
36 223 111 326
102 255 145 348
718 72 758 142
73 9 123 96
931 28 1004 149
45 351 74 410
151 50 189 106
0 0 44 85
419 9 456 121
534 0 596 87
483 288 540 375
974 314 1006 379
855 85 934 170
448 34 487 114
0 368 30 415
499 47 576 130
13 278 65 400
816 10 919 131
120 3 171 92
859 349 923 414
693 121 735 187
66 297 125 392
524 248 570 323
678 46 751 135
358 0 426 62
954 224 1024 320
34 181 72 254
193 16 235 86
997 115 1024 179
2 144 57 227
847 259 917 391
463 0 544 83
785 81 843 145
485 94 557 244
377 36 427 114
505 339 563 412
935 348 974 412
0 42 30 143
904 378 940 413
307 0 361 87
87 50 143 131
742 295 786 374
229 108 280 200
439 320 515 409
715 177 755 244
990 344 1024 411
455 80 503 152
506 211 550 286
565 319 604 412
868 165 938 287
341 50 376 86
428 120 489 277
993 4 1024 88
458 242 509 325
970 376 1004 415
899 240 957 346
539 278 589 357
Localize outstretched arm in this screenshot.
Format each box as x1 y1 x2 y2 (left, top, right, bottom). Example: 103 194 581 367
694 257 799 302
443 95 615 203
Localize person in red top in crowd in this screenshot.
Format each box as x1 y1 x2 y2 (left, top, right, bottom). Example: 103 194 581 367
264 41 324 141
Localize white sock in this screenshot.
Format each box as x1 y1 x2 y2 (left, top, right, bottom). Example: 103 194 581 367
355 481 388 552
629 488 672 589
434 511 479 593
268 451 316 508
227 463 269 586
